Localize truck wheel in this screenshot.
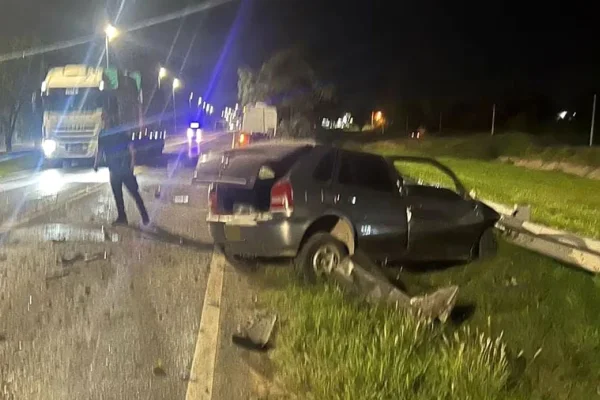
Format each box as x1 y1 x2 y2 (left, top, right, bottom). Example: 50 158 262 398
477 228 497 260
295 233 348 284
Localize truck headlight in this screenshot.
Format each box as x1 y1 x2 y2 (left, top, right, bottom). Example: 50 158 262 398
42 139 57 157
187 128 194 139
196 129 202 143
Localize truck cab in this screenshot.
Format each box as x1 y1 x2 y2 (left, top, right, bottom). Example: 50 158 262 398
40 65 105 165
40 65 164 167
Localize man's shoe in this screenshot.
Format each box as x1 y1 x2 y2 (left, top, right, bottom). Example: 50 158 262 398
141 214 150 226
112 217 128 226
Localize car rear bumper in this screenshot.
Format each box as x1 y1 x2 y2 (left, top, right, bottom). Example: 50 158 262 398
209 215 306 258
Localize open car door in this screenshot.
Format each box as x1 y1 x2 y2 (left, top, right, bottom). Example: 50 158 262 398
389 156 493 261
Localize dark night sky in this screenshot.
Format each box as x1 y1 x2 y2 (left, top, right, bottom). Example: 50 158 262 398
1 0 599 114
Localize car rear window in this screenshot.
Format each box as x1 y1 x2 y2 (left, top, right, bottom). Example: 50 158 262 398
338 151 394 192
313 150 335 182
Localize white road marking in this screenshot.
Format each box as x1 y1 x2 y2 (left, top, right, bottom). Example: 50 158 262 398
186 246 226 400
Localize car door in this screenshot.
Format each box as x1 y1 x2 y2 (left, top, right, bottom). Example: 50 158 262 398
328 151 409 260
404 184 482 261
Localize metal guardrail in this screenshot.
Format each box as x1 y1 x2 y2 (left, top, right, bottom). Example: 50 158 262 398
482 199 600 273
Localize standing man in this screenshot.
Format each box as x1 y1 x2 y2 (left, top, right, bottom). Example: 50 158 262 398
94 128 150 226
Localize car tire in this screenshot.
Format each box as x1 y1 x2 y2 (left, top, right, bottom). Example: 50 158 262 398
477 228 497 259
295 233 348 284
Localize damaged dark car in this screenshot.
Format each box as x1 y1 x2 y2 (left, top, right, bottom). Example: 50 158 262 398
193 142 500 279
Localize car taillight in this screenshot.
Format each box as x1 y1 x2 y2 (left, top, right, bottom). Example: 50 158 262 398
208 185 218 214
270 179 294 213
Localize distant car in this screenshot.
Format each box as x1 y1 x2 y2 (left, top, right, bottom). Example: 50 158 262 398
193 142 499 280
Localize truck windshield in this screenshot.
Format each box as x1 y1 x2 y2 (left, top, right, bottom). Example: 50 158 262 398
42 88 103 113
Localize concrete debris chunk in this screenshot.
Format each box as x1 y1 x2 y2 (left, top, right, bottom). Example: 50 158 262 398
409 286 459 323
334 254 460 322
232 312 277 350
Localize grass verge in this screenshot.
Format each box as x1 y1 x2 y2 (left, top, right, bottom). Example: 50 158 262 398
0 151 41 178
392 157 600 239
259 240 600 399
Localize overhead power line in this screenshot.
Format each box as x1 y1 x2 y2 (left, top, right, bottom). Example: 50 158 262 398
0 0 236 64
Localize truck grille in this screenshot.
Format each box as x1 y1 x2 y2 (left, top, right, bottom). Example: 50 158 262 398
51 129 96 138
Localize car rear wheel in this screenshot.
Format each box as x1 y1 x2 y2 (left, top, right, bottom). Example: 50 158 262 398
477 228 498 259
295 233 348 283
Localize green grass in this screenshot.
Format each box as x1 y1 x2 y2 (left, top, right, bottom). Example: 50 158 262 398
0 151 41 178
355 132 600 167
260 268 513 400
393 158 600 239
260 240 600 399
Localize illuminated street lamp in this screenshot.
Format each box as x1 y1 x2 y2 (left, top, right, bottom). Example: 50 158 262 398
172 78 181 133
104 24 119 68
158 67 167 88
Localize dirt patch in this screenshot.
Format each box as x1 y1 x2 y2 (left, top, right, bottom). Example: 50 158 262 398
499 157 600 180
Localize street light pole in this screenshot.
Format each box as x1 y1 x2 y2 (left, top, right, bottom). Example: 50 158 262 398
491 103 496 136
590 94 597 147
104 25 118 69
172 78 181 134
105 35 109 68
158 67 167 89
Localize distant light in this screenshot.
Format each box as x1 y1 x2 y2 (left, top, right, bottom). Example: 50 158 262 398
173 78 181 90
105 24 119 42
41 80 47 92
196 129 202 143
99 80 105 91
158 67 167 79
558 111 568 120
189 92 194 102
187 128 194 139
197 97 202 106
190 122 200 129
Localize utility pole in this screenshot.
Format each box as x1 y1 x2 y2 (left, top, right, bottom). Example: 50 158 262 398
105 36 110 68
590 94 597 147
491 103 496 136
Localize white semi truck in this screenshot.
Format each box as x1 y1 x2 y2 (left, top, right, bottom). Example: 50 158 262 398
232 102 277 148
39 64 165 167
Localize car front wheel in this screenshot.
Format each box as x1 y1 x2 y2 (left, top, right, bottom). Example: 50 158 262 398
295 233 348 283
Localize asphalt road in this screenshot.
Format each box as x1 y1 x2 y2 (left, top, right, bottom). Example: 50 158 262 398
0 132 263 400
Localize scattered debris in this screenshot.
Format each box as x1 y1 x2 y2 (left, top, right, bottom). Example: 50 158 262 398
333 255 460 322
410 286 459 323
60 252 84 267
153 359 167 377
233 312 277 351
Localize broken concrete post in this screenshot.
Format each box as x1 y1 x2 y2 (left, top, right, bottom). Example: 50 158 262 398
232 312 277 350
332 254 459 322
409 286 459 323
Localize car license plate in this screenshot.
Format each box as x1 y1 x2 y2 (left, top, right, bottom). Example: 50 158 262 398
224 225 242 241
67 144 87 152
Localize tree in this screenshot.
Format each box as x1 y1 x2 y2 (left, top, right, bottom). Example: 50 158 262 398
0 37 39 152
237 49 334 137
